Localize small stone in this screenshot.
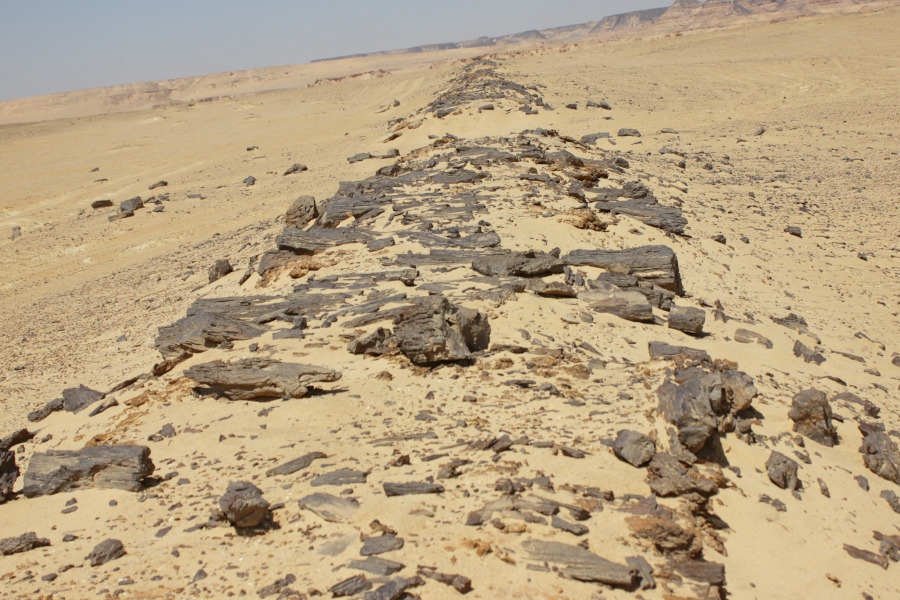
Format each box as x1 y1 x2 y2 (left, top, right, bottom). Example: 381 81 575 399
612 430 656 467
766 451 800 491
87 539 125 566
360 535 404 556
218 481 270 528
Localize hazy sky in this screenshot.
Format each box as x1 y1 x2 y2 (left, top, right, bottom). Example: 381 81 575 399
0 0 666 102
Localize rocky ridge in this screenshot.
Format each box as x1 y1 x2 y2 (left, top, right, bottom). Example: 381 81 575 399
0 56 898 600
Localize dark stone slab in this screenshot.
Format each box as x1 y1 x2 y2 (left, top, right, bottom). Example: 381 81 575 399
360 535 404 556
330 575 372 597
348 556 405 576
62 385 104 414
23 445 154 497
564 245 683 295
521 540 636 587
0 532 51 556
276 227 373 254
471 250 565 277
266 451 327 477
299 493 360 523
155 312 267 362
383 482 445 496
184 358 341 401
312 468 370 487
647 453 718 497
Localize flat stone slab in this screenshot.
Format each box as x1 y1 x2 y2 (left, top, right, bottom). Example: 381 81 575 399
521 540 636 587
348 556 405 576
266 452 327 477
299 493 360 523
360 535 404 556
564 245 683 295
184 358 341 401
23 445 154 497
383 482 445 496
312 468 370 487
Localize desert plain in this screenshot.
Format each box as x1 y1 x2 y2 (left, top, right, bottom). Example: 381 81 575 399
0 5 899 600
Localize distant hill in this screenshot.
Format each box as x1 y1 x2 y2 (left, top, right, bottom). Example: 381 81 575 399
314 0 897 62
2 0 897 124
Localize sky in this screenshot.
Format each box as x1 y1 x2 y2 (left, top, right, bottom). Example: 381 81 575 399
0 0 666 102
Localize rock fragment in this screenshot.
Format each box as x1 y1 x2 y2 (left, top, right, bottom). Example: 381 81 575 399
218 481 270 528
23 445 154 497
87 539 125 567
647 453 718 497
285 195 318 227
208 259 233 283
393 296 489 364
417 567 473 594
299 493 360 523
766 451 800 491
62 385 104 413
266 451 327 477
184 358 341 401
283 163 307 176
788 389 838 447
330 575 372 597
360 535 404 556
383 482 445 496
349 556 405 576
668 306 706 335
521 540 636 587
858 423 900 484
0 532 51 556
613 430 656 467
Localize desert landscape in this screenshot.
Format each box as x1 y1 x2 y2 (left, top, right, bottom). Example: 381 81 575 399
1 2 899 599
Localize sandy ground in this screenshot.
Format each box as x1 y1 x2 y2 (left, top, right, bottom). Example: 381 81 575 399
0 6 898 600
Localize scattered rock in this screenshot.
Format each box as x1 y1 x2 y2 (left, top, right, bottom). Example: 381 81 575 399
360 535 404 556
383 482 445 496
734 328 773 349
208 259 233 283
299 493 360 523
613 430 656 467
218 481 271 528
0 532 51 556
120 196 143 213
285 195 318 228
283 163 307 176
62 385 104 413
330 575 373 597
0 450 17 503
647 453 718 497
148 180 167 190
766 451 800 491
668 306 706 335
858 423 900 484
27 398 64 423
87 539 126 567
243 176 256 186
521 540 636 587
618 128 642 137
793 340 826 365
393 296 489 364
91 199 114 209
184 358 341 401
23 445 155 497
349 556 405 576
788 389 838 447
347 328 394 355
266 451 327 477
785 226 802 238
417 567 473 594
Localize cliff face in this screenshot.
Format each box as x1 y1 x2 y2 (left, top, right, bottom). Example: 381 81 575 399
590 8 669 33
